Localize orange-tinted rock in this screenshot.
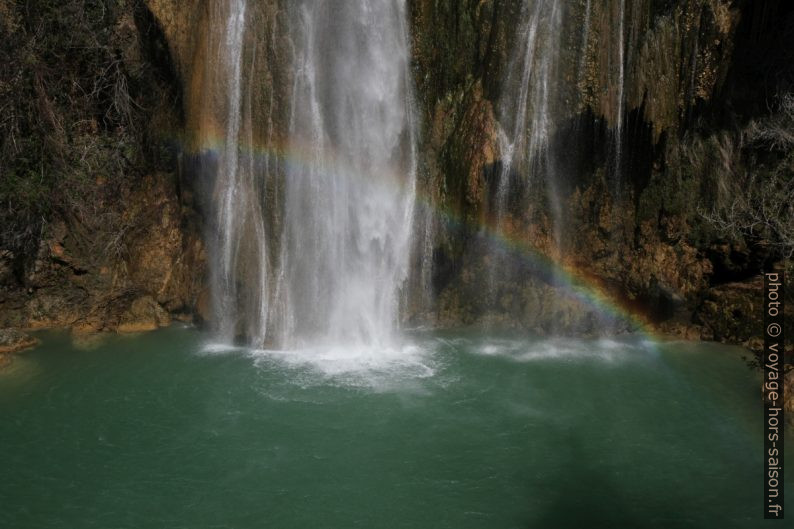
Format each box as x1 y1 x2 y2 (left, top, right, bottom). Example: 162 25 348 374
195 287 211 325
117 296 171 334
0 329 38 366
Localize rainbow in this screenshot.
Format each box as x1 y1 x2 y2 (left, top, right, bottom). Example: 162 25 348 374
174 129 662 343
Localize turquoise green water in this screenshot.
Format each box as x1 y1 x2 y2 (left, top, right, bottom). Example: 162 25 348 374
0 327 790 528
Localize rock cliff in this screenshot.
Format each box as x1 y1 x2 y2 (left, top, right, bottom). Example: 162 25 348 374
0 0 791 359
0 0 205 336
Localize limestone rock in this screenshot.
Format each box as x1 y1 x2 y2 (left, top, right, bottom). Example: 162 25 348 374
0 329 38 364
695 276 764 346
117 296 172 334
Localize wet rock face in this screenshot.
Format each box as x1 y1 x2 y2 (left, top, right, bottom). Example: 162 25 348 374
0 173 205 334
409 0 519 220
144 0 203 77
117 296 172 334
407 0 792 346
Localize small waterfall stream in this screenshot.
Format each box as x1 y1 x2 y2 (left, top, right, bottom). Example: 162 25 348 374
206 0 271 346
493 0 564 238
613 0 627 194
487 0 565 306
487 0 636 299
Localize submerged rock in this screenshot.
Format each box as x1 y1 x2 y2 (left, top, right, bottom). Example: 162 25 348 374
0 329 38 365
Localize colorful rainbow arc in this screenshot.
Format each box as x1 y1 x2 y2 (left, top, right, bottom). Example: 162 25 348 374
181 130 663 344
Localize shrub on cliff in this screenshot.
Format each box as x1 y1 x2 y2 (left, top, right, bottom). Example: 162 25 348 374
698 92 794 260
0 0 178 268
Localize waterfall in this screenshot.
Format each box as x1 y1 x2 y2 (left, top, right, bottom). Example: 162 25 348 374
200 0 419 349
276 0 417 349
492 0 564 246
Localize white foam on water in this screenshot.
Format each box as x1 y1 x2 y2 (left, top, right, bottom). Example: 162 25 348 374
246 341 440 390
199 342 247 356
472 337 651 364
199 333 657 391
